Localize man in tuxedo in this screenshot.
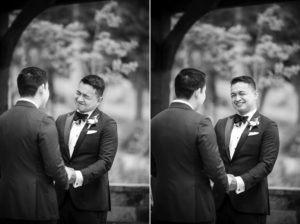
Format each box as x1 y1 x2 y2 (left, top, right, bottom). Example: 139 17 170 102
55 75 118 224
151 68 230 224
0 67 69 224
214 76 279 224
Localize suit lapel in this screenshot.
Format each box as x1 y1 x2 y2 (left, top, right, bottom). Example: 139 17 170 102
72 108 101 157
224 117 234 160
232 111 260 161
64 112 75 159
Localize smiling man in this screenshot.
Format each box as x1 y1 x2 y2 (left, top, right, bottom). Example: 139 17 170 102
213 76 280 224
55 75 118 224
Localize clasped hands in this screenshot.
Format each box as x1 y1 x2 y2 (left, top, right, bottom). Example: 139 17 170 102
227 174 237 192
65 166 77 184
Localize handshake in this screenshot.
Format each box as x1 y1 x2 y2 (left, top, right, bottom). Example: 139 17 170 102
65 166 77 184
227 174 237 192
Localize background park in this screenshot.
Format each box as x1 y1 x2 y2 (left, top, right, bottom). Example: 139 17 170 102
1 0 300 223
7 0 149 185
1 0 149 222
171 2 300 188
151 1 300 223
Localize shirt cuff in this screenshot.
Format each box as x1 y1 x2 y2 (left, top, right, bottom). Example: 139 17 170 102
73 170 84 188
235 176 245 194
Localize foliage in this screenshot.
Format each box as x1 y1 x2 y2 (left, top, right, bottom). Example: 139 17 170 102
10 1 149 184
174 3 300 187
16 1 139 82
177 4 300 97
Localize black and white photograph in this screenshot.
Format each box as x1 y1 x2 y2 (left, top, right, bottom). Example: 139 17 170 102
151 1 300 224
0 0 149 223
1 0 300 224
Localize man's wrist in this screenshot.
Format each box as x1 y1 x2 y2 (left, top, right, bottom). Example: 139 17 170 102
73 170 84 188
235 176 245 194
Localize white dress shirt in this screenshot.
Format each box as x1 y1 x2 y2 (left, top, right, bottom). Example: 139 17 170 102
68 109 95 188
17 98 38 108
171 99 194 110
229 109 257 194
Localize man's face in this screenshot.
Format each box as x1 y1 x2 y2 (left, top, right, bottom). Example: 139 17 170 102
75 82 101 113
231 82 257 115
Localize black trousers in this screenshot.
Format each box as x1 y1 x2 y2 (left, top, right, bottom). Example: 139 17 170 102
216 196 266 224
58 192 107 224
0 220 56 224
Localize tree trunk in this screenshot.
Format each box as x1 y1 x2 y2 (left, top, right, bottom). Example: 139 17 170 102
259 86 270 110
292 75 300 123
205 69 218 120
135 83 143 121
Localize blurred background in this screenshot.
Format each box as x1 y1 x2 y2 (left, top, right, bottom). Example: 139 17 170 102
8 0 149 184
170 2 300 187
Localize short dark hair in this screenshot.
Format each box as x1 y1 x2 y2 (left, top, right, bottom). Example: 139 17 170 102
231 75 256 90
175 68 206 99
81 75 105 96
17 67 48 97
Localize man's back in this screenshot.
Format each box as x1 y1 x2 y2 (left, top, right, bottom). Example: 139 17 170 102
151 102 227 223
0 101 67 220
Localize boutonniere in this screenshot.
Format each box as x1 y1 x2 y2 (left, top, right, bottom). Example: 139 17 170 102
87 114 99 129
247 117 260 131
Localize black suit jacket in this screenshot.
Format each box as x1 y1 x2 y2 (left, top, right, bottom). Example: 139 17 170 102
0 101 68 220
151 102 228 223
55 108 118 211
214 111 279 215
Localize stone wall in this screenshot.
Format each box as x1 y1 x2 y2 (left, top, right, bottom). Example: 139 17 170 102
268 187 300 224
107 185 300 224
108 184 149 223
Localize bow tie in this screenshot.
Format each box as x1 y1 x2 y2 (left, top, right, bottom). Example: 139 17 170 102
233 114 248 127
73 111 88 124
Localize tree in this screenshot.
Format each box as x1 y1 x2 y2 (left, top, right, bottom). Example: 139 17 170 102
175 4 300 120
11 1 148 119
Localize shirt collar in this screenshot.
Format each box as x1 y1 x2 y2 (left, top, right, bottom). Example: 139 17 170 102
17 98 39 109
76 108 95 119
240 109 257 121
171 99 194 110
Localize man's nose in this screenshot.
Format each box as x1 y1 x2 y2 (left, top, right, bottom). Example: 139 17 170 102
235 95 241 101
77 94 84 101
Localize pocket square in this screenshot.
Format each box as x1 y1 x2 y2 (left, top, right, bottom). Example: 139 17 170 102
248 132 259 136
87 130 97 135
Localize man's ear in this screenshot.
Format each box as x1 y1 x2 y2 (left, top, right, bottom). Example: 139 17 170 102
37 84 45 94
97 96 103 103
194 88 201 97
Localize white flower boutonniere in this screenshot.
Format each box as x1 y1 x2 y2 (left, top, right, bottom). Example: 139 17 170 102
87 114 99 130
248 117 260 131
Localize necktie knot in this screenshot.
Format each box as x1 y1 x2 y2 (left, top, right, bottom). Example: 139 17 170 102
73 111 88 124
233 114 248 127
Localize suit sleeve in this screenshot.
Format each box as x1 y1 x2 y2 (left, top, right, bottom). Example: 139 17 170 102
38 115 68 189
196 117 228 192
80 118 118 185
241 121 279 190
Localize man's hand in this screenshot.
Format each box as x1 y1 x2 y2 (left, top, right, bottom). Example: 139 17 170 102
65 166 76 184
227 174 237 192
